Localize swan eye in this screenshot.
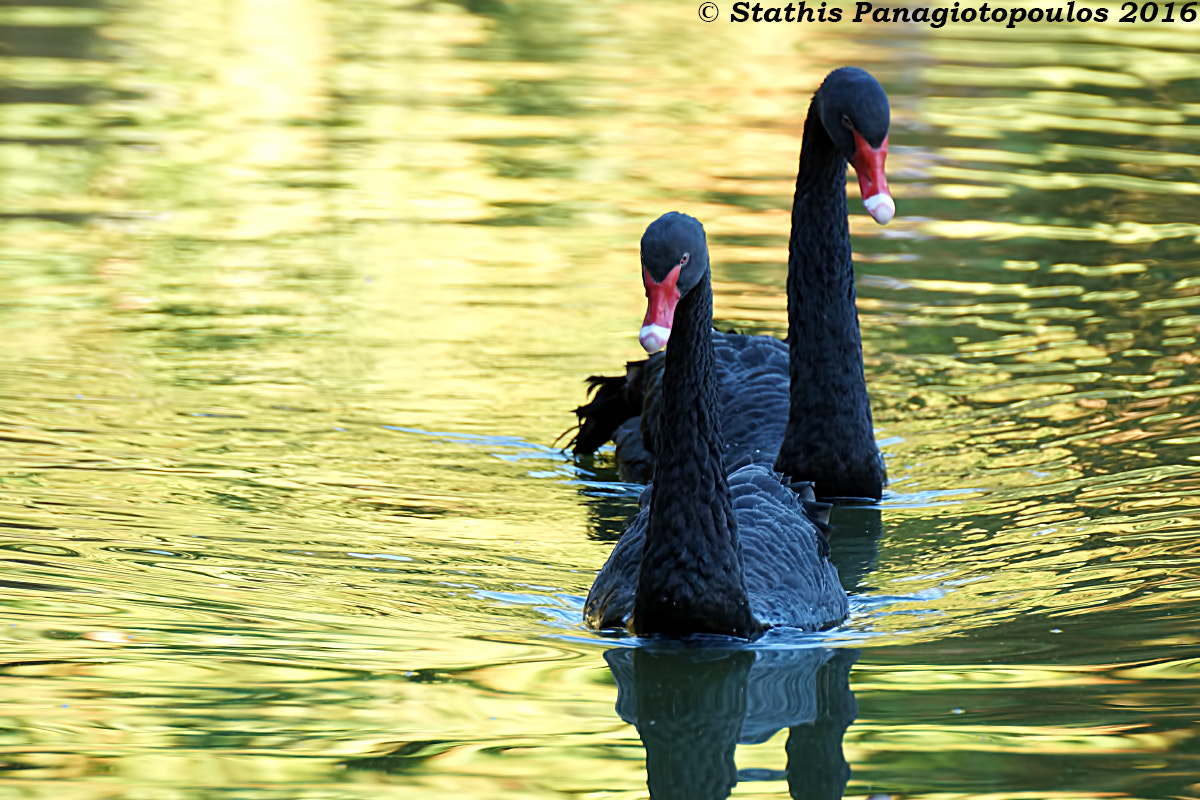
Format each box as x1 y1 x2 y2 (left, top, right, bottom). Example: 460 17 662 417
678 253 690 267
841 114 853 130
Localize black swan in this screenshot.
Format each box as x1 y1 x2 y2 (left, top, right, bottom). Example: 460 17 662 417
584 212 848 637
570 67 892 501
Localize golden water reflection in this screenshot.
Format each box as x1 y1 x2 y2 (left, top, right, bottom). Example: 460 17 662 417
2 0 1200 797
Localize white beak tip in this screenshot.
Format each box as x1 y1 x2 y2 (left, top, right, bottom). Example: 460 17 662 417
863 193 895 225
639 324 671 353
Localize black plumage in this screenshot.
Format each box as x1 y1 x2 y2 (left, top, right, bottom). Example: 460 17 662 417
570 67 892 501
584 212 847 638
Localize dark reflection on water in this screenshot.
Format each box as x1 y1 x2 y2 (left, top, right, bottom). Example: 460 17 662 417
827 505 885 593
605 645 857 800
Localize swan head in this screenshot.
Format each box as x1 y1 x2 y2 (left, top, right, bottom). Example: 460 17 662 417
638 212 709 353
817 67 895 225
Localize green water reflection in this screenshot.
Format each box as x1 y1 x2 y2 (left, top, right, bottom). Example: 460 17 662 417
1 0 1200 798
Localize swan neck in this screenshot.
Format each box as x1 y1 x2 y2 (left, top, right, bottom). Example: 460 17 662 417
633 273 756 637
655 273 721 469
775 98 883 499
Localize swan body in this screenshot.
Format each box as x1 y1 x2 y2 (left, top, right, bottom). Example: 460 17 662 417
586 462 849 634
571 67 892 501
584 212 847 638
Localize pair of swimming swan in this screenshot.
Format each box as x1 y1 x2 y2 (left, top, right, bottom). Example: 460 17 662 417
578 67 894 638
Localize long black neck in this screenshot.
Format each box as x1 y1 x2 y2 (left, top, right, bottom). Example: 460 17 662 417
632 271 757 638
774 99 884 500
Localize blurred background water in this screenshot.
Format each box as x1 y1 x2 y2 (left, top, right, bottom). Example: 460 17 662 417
1 0 1199 797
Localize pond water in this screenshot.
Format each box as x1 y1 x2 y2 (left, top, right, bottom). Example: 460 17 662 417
2 1 1200 798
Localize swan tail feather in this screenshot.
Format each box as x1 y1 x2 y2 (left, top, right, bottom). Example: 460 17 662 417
568 358 657 455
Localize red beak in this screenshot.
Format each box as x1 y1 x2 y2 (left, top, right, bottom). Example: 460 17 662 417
638 264 681 353
849 131 894 225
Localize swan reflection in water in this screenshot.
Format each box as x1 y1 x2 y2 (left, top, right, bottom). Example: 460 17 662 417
605 644 858 800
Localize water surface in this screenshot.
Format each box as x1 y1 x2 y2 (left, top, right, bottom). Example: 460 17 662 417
2 1 1200 798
